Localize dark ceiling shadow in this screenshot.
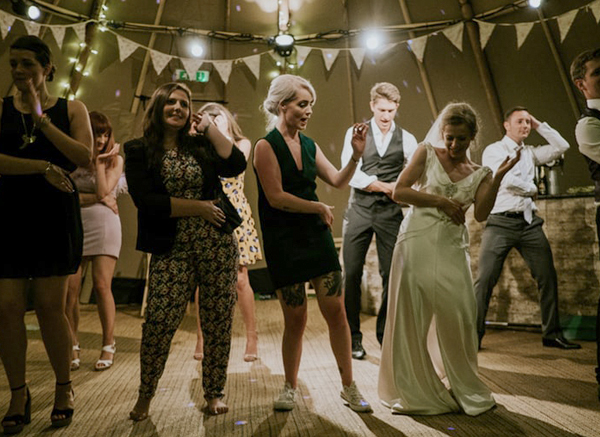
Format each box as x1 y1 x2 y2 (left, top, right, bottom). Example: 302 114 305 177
411 404 584 437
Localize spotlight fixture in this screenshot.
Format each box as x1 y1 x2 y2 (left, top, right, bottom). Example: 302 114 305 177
272 33 295 57
528 0 542 8
11 0 41 20
364 31 382 51
190 42 204 58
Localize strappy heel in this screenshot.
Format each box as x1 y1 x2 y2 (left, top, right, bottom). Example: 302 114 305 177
71 344 81 371
1 384 31 435
94 342 116 371
51 381 74 428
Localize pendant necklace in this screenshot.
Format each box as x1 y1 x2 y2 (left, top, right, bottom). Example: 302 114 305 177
18 95 49 150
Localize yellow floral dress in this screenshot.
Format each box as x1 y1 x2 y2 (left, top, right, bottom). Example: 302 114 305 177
221 171 263 266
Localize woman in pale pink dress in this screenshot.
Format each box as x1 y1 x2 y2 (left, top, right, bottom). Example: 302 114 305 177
66 112 123 372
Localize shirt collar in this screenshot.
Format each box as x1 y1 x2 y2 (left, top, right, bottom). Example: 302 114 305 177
370 118 396 137
502 134 523 149
587 99 600 111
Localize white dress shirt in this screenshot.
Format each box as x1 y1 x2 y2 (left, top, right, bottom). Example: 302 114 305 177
340 119 418 189
575 99 600 164
483 122 570 220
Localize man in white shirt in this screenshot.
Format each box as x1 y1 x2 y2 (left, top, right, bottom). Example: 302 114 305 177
571 48 600 396
474 107 580 350
340 83 418 359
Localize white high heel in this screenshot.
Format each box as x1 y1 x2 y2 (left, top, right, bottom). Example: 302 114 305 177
71 345 80 371
94 343 115 371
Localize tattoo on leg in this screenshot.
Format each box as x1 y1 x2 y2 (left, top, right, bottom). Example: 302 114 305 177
279 283 306 308
320 271 342 297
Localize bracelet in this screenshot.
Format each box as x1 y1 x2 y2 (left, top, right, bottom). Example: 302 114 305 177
350 155 360 164
43 161 52 175
35 114 51 129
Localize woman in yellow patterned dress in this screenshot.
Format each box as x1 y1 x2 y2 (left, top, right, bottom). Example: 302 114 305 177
194 103 263 361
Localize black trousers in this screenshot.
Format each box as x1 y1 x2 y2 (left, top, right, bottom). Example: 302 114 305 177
474 214 562 342
342 200 403 345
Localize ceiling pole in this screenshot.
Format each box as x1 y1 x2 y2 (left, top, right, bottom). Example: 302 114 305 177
458 0 503 137
342 2 355 123
398 0 438 118
67 0 106 98
130 0 166 114
536 7 580 119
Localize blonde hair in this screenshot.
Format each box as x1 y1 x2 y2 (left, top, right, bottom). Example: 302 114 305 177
198 102 246 142
370 82 401 104
261 74 316 131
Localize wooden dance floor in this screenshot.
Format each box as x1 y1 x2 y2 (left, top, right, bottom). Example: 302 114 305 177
1 298 598 436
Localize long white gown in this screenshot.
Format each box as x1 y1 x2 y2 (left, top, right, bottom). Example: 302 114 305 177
378 143 496 416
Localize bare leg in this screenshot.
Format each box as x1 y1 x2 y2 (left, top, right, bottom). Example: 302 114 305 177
236 266 258 360
206 397 229 415
91 256 117 364
0 279 29 424
194 287 203 360
276 283 308 388
311 271 353 387
66 262 85 367
32 276 74 420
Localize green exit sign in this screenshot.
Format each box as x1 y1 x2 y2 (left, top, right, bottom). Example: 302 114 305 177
175 69 210 82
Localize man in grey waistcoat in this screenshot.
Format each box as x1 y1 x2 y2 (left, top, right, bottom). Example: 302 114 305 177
341 83 418 359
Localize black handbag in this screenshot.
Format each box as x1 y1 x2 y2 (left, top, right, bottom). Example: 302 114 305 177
215 188 242 234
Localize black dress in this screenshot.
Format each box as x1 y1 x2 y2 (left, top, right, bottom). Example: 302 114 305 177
255 128 340 289
0 97 83 278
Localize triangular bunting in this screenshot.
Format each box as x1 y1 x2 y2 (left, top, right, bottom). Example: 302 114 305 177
590 0 600 23
116 34 139 62
349 48 365 69
242 54 261 80
557 9 578 42
0 11 16 39
212 60 233 84
72 22 86 42
150 49 172 75
478 21 495 49
50 26 66 48
295 45 311 67
23 21 41 37
442 23 464 52
408 36 427 63
269 50 282 64
321 48 340 71
378 42 397 55
515 22 534 49
180 57 204 79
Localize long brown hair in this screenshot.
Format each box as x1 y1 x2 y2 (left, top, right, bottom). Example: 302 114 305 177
90 111 117 169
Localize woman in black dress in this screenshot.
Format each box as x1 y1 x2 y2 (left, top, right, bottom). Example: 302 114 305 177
125 83 246 419
253 74 371 413
0 36 93 434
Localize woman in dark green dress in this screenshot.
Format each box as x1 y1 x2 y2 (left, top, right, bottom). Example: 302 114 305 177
253 74 371 413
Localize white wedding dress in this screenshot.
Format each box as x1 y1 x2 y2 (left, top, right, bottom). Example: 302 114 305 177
378 143 496 416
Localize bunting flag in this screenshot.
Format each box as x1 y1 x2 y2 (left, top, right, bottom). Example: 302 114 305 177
442 23 464 52
515 22 534 49
72 22 86 42
0 10 16 39
268 50 282 64
212 60 233 83
478 21 496 49
321 48 340 71
50 26 66 49
116 34 139 62
23 21 40 37
180 57 204 79
408 36 427 63
557 9 578 42
150 49 172 75
590 0 600 23
242 54 261 80
378 42 397 55
295 45 311 67
349 47 365 69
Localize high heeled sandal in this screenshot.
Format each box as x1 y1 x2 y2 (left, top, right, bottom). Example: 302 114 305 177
51 381 74 428
94 342 116 371
1 384 31 435
71 344 81 371
243 331 258 362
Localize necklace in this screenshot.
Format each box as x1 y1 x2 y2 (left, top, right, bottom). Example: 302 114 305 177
18 94 49 150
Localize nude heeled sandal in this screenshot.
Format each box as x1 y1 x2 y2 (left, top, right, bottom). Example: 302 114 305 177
94 343 116 371
71 344 80 371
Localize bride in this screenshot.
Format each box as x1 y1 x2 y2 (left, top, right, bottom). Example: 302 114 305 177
378 102 520 416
